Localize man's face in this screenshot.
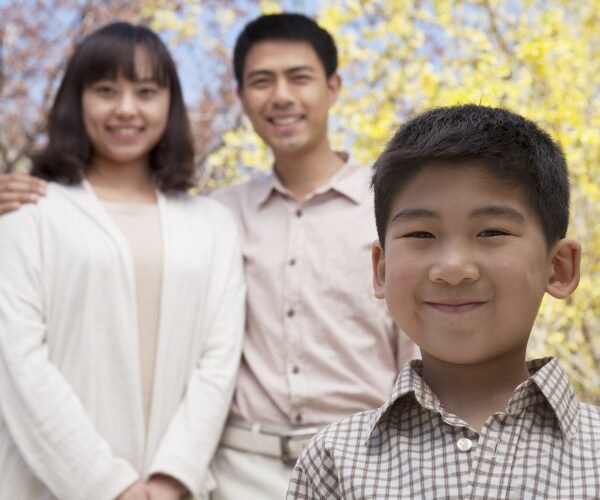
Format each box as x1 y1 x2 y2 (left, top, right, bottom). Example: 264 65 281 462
372 163 579 368
237 40 340 158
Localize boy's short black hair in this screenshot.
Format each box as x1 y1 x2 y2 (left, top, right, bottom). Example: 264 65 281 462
233 13 338 85
372 104 570 248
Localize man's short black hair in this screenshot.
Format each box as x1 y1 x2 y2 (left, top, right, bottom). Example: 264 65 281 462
233 13 338 85
372 104 570 248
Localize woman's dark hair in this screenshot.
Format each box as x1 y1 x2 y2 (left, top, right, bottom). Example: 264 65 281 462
32 22 195 192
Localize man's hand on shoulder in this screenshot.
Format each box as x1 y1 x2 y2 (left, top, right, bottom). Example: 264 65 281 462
146 473 185 500
117 481 150 500
0 172 47 215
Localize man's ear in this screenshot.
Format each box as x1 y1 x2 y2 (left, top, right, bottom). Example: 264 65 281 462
546 237 581 299
327 73 341 107
372 241 386 299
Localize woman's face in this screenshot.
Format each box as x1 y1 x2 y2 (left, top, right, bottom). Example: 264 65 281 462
81 47 170 170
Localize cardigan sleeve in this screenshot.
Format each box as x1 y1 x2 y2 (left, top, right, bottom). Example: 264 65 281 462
0 205 139 500
147 202 246 498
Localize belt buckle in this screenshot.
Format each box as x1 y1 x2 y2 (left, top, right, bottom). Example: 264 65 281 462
280 435 297 466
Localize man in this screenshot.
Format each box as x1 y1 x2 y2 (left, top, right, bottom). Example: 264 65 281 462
0 13 417 499
209 13 416 499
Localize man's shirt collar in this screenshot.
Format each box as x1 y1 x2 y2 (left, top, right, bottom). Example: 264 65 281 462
253 152 367 209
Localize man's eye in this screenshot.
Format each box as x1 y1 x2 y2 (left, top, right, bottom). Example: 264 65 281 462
404 231 434 239
250 79 270 88
294 75 311 83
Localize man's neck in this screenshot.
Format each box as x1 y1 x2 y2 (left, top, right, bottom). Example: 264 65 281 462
273 142 345 201
421 349 531 433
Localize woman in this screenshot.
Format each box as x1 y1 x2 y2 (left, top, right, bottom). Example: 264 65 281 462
0 22 245 500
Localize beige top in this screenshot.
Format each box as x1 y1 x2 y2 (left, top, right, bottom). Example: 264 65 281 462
214 155 418 426
103 200 163 429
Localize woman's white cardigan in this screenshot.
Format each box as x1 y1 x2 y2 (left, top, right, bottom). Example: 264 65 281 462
0 182 245 499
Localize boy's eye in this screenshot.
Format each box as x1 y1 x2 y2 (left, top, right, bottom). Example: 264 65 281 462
404 231 435 239
478 229 509 237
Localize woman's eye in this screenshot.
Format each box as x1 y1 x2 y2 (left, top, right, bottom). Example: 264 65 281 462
138 87 158 97
95 85 116 96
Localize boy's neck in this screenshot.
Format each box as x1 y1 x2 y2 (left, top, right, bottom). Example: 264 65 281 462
273 140 345 202
421 349 531 433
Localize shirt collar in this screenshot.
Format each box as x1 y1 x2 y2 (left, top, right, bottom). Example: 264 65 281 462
253 152 367 209
513 357 581 440
365 357 581 444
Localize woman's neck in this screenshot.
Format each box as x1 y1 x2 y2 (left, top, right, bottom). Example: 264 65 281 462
87 157 156 203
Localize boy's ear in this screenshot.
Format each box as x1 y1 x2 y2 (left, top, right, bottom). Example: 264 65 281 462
372 241 386 299
546 237 581 299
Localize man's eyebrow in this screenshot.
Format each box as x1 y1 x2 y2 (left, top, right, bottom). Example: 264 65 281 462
471 205 525 222
246 65 317 79
285 65 317 74
245 69 273 80
390 208 437 224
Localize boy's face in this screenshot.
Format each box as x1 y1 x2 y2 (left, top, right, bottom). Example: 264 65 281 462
237 40 340 159
372 163 580 367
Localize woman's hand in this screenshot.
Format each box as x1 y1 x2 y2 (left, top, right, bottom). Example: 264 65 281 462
146 474 184 500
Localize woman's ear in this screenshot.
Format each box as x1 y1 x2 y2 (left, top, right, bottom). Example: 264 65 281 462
372 241 386 299
546 237 581 299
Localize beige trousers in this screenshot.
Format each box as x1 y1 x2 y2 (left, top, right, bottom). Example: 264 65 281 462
210 446 294 500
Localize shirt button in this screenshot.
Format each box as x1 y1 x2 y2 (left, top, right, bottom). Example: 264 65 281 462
289 259 296 266
292 366 300 374
287 309 295 318
295 209 303 217
456 438 473 452
295 414 302 423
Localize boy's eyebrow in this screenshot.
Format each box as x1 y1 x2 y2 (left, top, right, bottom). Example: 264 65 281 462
390 208 437 224
471 205 526 222
389 205 526 224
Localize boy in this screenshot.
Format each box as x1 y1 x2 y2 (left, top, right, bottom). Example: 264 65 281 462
287 104 600 499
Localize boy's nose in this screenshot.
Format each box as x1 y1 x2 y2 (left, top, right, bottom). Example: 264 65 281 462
428 247 480 285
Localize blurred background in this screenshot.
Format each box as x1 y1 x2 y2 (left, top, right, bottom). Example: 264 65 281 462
1 0 598 402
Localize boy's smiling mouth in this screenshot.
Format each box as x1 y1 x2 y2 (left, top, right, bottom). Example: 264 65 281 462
424 300 487 314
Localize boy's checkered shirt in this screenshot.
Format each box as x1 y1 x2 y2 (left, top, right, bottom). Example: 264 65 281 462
287 357 600 499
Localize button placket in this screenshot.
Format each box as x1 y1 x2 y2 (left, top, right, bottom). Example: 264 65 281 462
285 203 305 418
